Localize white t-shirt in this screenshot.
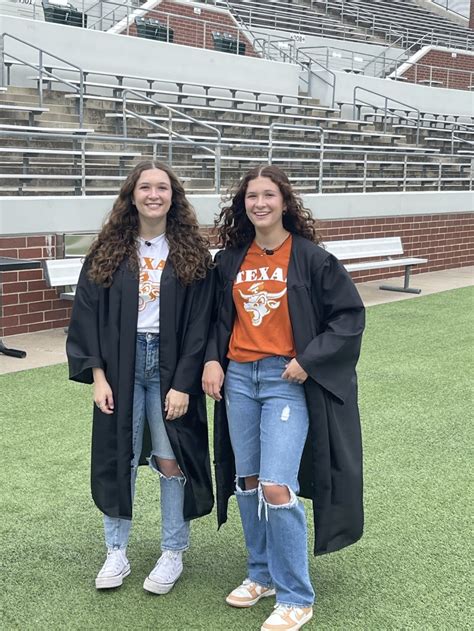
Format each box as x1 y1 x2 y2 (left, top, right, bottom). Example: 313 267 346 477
137 234 169 333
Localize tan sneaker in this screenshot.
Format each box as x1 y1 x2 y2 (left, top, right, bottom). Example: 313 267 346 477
261 604 313 630
226 578 276 607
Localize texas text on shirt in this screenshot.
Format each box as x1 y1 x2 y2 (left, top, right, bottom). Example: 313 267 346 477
137 233 169 334
228 234 295 362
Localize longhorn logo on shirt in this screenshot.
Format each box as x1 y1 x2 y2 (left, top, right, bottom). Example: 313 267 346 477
238 282 287 327
138 270 160 311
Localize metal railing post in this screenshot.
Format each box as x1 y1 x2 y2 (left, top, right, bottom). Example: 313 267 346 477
318 130 324 194
81 136 86 196
38 50 44 108
214 143 221 193
78 70 84 128
403 155 407 191
363 153 367 192
0 36 4 88
122 92 128 140
168 110 173 164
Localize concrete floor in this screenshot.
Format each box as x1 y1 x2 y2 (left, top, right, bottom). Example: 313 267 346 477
1 266 472 376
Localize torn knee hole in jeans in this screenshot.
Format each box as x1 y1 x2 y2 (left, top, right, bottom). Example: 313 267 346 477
234 474 259 495
147 455 186 483
258 481 297 519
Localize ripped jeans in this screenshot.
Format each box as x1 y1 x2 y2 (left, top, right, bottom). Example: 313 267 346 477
225 356 315 607
103 333 190 552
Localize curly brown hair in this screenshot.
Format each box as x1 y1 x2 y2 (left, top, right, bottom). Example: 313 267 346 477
87 160 212 286
215 165 321 248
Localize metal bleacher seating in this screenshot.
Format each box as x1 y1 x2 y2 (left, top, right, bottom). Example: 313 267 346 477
0 71 471 195
219 0 473 49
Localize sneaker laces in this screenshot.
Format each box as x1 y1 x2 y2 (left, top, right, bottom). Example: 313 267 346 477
151 550 182 582
273 604 305 616
100 550 125 575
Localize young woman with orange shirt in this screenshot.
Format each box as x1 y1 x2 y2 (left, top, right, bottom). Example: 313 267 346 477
202 165 365 631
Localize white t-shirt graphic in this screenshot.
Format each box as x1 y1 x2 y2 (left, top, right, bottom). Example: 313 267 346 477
137 234 169 333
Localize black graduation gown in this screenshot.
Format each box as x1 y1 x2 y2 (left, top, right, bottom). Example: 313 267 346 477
206 234 365 555
66 258 214 522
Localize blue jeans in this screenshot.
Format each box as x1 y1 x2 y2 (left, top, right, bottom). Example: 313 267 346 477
103 333 190 552
225 356 315 607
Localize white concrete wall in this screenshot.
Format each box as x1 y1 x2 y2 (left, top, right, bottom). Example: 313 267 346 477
316 69 474 117
1 191 472 235
2 15 300 94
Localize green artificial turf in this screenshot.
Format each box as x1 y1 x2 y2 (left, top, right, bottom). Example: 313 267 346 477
1 287 472 630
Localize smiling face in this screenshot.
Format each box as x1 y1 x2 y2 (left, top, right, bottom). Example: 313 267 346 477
132 168 173 232
244 176 286 237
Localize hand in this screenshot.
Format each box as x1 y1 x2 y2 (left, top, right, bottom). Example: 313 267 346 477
281 358 308 385
202 361 225 401
165 389 189 421
93 368 114 415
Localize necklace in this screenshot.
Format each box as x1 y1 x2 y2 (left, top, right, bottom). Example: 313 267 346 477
255 233 291 256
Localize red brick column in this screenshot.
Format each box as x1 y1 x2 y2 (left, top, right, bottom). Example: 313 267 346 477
470 0 474 30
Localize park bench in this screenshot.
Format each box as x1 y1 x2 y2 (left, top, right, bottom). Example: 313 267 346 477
42 257 83 300
324 236 427 293
43 237 427 302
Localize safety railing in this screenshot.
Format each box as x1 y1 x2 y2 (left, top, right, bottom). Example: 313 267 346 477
1 125 471 195
0 127 153 195
121 89 222 192
0 33 85 126
83 0 242 53
308 0 473 50
353 86 422 145
253 37 336 108
268 124 325 193
300 41 473 90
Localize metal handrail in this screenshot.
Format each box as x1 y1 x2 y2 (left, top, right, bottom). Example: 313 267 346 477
121 89 222 192
0 33 85 126
252 37 336 108
2 127 471 195
360 33 419 76
353 86 421 145
268 124 325 193
309 0 472 50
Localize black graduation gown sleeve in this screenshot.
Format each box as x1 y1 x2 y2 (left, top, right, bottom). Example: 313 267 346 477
204 251 225 365
66 262 104 384
296 253 365 403
171 270 215 395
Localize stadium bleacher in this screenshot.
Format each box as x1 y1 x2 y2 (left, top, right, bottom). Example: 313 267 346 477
0 0 473 337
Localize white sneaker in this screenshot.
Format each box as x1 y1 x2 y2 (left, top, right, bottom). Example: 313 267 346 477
261 604 313 631
226 578 276 607
143 550 183 595
95 549 131 589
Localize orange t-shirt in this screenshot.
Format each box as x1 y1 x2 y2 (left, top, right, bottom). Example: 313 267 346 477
227 235 296 362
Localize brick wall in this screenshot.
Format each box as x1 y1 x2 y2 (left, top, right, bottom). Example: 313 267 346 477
1 212 473 336
123 0 257 57
402 48 474 90
470 0 474 30
0 236 71 338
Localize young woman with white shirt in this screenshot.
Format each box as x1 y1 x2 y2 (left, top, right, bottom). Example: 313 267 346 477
67 161 214 593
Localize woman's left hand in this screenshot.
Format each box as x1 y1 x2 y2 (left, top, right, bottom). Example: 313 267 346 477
165 389 189 420
281 358 308 384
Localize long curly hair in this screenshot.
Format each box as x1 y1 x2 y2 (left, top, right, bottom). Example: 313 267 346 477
87 160 212 286
215 165 321 248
